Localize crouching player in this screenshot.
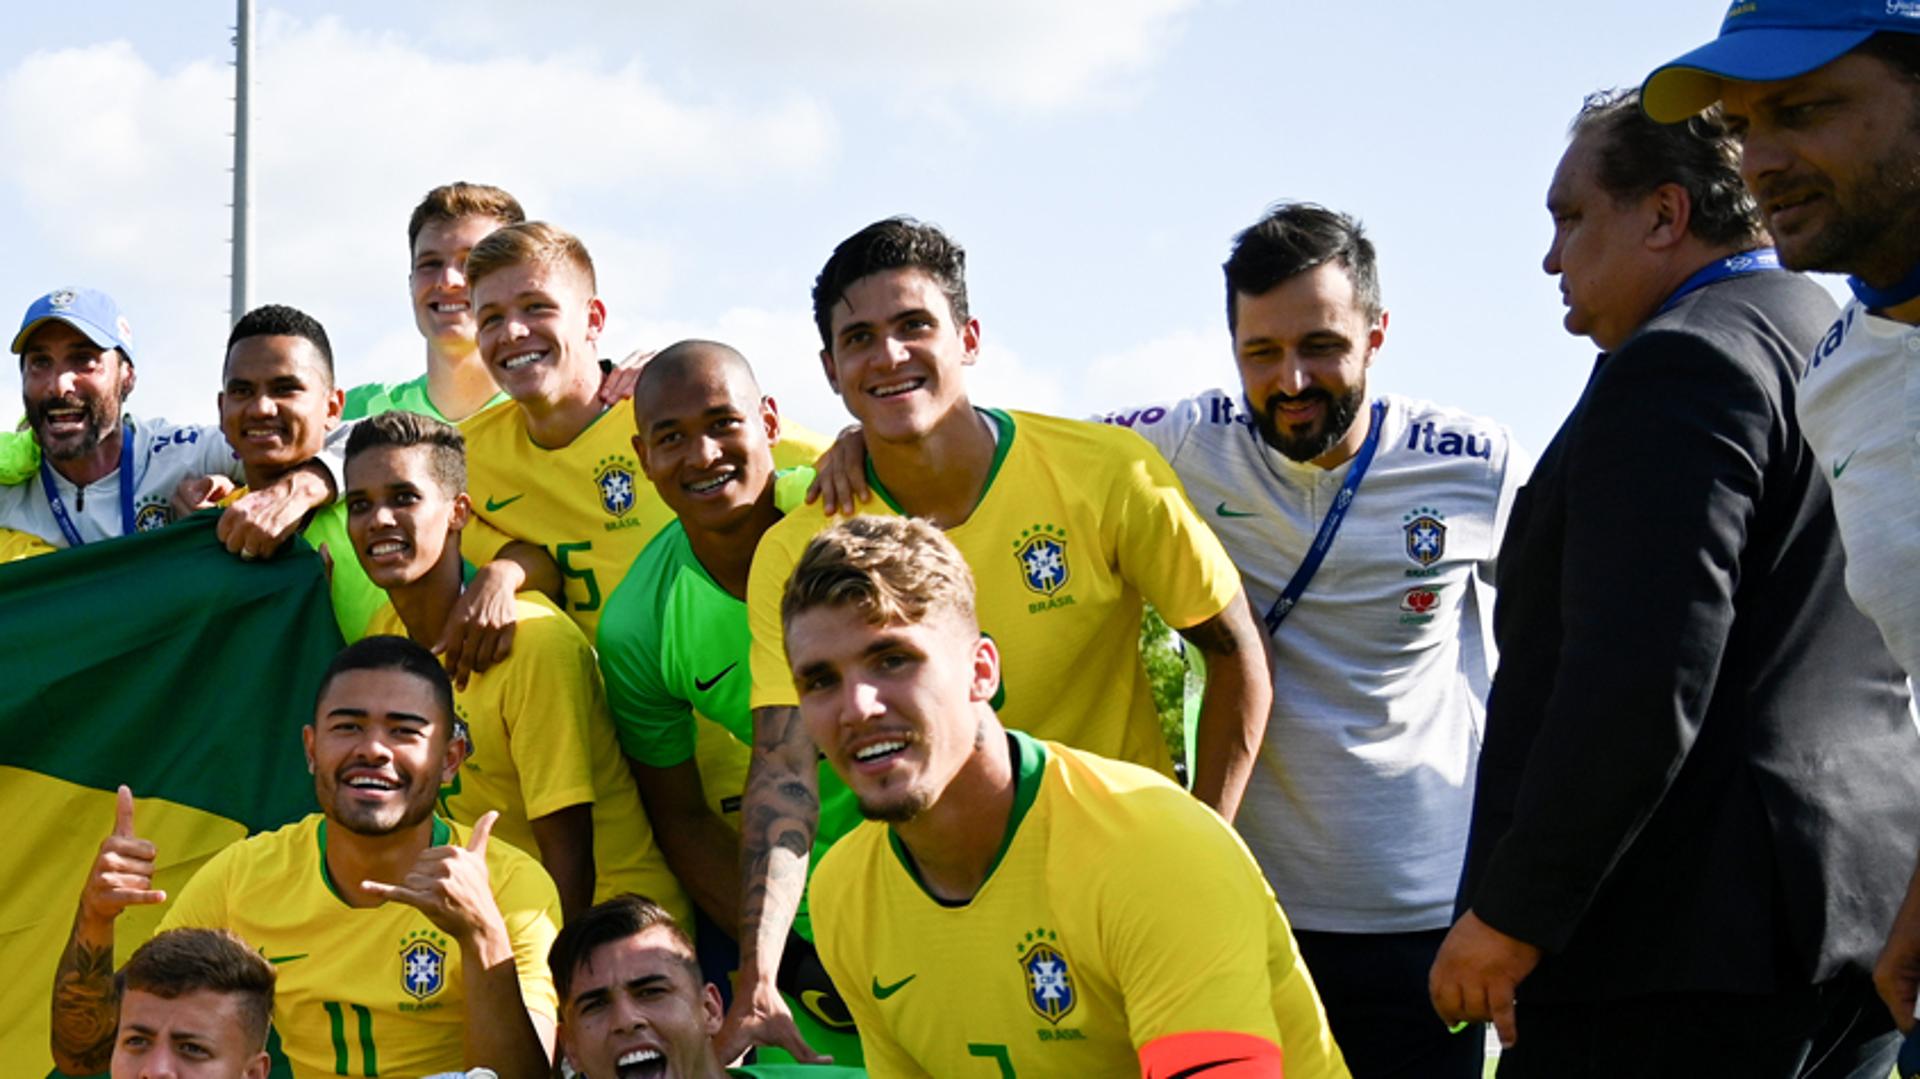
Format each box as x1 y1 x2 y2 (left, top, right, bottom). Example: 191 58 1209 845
783 517 1351 1078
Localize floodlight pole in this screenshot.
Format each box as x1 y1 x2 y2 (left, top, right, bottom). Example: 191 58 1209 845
230 0 254 325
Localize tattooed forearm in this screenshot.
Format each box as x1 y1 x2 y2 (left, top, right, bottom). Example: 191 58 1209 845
739 706 821 981
51 930 118 1074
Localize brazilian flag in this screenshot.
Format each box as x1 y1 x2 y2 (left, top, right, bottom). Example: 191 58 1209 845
0 514 344 1077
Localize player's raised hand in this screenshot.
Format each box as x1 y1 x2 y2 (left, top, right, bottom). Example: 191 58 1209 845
361 811 505 944
597 348 656 406
79 785 166 931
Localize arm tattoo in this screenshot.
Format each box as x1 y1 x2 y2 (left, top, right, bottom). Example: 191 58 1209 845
51 934 118 1072
739 706 821 970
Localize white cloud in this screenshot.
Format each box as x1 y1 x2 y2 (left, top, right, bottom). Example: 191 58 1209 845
453 0 1202 112
1071 327 1237 418
0 19 838 426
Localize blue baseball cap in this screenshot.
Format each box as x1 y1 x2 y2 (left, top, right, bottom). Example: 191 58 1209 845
10 286 135 362
1643 0 1920 122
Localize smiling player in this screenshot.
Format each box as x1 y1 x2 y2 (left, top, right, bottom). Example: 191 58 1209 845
786 516 1345 1078
343 409 685 927
50 637 562 1079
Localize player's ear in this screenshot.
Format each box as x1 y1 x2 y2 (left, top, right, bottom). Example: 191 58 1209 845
959 317 982 364
244 1050 271 1079
448 491 472 532
701 981 725 1035
1366 309 1388 366
301 723 316 774
440 722 469 780
326 386 345 425
760 394 781 445
819 348 841 395
584 295 608 343
969 633 1000 704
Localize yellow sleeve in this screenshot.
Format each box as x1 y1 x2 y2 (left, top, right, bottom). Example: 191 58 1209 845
1104 431 1241 630
499 610 602 819
1094 787 1284 1051
483 837 563 1022
460 512 517 568
154 842 235 933
746 519 807 710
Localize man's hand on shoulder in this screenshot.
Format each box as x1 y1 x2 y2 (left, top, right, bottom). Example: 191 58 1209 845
436 559 524 689
171 473 236 518
218 465 331 560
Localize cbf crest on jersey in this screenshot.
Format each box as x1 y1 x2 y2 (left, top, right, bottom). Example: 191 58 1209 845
594 455 637 517
133 498 172 532
1403 506 1447 567
400 931 448 1001
1013 523 1070 596
1016 927 1077 1024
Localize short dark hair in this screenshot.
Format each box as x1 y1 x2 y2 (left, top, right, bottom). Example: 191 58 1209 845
344 410 466 499
1856 31 1920 83
227 303 334 385
117 928 276 1052
408 182 526 254
1223 203 1382 333
313 635 455 734
549 894 699 1003
1573 88 1765 250
812 217 969 349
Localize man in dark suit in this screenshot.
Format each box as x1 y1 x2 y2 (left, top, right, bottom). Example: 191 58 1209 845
1428 89 1920 1077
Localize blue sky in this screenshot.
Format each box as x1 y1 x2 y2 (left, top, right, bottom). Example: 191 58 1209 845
0 0 1799 458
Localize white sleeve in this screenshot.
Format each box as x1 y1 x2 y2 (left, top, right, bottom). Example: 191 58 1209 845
1090 395 1205 466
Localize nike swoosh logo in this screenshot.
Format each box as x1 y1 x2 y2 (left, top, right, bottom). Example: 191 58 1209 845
693 662 738 693
1162 1057 1253 1079
1833 449 1858 480
484 494 525 512
1214 502 1257 518
872 974 915 999
266 953 309 965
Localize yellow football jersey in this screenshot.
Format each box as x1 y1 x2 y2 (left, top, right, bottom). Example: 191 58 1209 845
364 594 688 927
811 733 1347 1079
749 409 1240 775
158 813 561 1079
459 401 829 640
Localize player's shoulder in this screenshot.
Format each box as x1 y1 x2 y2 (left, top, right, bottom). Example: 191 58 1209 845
755 497 840 571
1012 408 1155 454
455 818 557 899
601 524 686 636
774 420 833 460
510 592 587 647
1381 393 1516 470
128 414 222 454
1805 297 1875 382
210 813 326 881
810 818 890 897
456 395 525 443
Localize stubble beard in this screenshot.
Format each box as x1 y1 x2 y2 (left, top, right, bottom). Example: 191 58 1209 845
1255 383 1366 463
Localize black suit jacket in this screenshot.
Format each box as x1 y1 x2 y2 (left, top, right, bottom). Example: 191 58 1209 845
1460 268 1920 1001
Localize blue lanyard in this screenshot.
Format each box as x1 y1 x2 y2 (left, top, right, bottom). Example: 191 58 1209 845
1262 397 1387 635
1849 259 1920 311
1655 247 1782 316
39 418 136 546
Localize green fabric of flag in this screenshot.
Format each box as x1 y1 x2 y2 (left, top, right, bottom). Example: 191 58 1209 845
0 513 344 1077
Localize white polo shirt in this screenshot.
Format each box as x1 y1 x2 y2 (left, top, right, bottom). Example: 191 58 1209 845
0 415 349 547
1102 389 1525 932
1796 299 1920 684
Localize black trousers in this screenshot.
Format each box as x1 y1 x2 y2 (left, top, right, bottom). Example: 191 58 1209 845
1294 928 1485 1079
1495 976 1896 1079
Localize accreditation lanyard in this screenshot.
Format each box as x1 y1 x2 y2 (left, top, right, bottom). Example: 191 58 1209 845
1655 247 1782 316
39 419 136 546
1262 397 1388 635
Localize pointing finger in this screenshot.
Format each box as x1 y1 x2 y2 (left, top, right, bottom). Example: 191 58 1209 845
466 810 497 854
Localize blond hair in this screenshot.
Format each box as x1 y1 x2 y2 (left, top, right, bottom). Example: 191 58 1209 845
465 220 597 293
782 516 977 633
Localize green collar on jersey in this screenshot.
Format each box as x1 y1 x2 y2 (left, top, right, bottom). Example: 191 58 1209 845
864 407 1015 517
889 728 1047 907
317 814 453 902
